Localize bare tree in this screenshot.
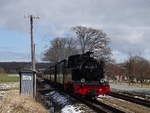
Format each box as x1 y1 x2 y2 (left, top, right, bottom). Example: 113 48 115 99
132 56 150 84
43 37 78 63
124 55 150 85
105 63 126 81
124 55 137 83
72 26 111 60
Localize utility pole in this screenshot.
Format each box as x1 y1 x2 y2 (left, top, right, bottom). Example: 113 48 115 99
25 15 39 71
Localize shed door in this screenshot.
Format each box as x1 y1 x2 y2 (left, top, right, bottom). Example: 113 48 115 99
21 73 34 96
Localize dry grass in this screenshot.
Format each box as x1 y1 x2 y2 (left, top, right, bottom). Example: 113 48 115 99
0 90 49 113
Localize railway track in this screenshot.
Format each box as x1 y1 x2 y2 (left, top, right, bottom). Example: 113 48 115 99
68 92 125 113
110 92 150 108
37 79 125 113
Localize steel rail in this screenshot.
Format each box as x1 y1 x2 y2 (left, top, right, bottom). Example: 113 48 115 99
69 92 125 113
37 77 126 112
110 92 150 108
93 99 125 113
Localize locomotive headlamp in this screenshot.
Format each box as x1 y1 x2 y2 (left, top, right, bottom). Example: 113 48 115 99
100 79 105 83
81 78 85 83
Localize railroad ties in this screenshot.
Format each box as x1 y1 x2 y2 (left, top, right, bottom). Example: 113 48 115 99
37 77 125 113
37 76 150 113
69 92 125 113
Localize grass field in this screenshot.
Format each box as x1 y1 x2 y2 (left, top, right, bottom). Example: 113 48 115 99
0 74 19 83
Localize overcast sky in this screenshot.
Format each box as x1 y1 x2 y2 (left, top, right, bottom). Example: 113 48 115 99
0 0 150 62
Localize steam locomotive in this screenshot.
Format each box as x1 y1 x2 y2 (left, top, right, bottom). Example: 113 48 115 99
43 52 110 97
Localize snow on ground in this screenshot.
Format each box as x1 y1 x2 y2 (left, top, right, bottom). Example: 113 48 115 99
61 105 83 113
0 82 19 100
134 96 145 100
45 91 84 113
45 91 71 106
0 91 6 100
98 95 127 102
44 84 52 89
0 82 19 90
110 83 150 95
98 95 115 99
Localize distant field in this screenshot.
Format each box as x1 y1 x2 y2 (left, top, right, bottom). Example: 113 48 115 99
7 74 19 76
0 74 19 83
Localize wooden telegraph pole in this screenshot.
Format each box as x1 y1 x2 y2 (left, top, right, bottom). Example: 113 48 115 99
25 15 39 71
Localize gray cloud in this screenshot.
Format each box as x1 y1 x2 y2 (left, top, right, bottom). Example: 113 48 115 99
0 0 150 62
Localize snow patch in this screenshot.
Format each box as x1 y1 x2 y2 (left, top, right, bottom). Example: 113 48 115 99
98 95 128 103
45 91 71 106
61 105 83 113
44 91 85 113
44 84 52 89
45 91 55 96
51 92 69 106
98 95 114 99
98 95 106 98
0 83 18 90
134 96 145 100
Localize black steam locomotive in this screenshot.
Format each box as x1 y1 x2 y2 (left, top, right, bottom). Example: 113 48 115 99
43 52 110 97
